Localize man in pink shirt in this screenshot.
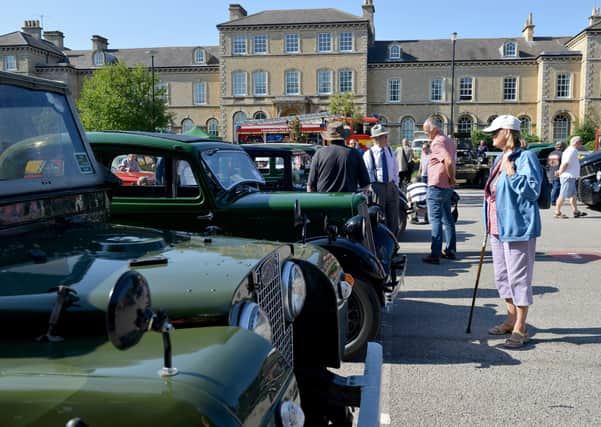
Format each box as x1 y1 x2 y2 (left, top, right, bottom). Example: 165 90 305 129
422 118 457 264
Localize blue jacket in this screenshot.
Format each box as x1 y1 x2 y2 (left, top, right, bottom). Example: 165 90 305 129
483 148 542 241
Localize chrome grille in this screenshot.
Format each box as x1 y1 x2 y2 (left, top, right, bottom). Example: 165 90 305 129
255 252 293 367
358 201 376 254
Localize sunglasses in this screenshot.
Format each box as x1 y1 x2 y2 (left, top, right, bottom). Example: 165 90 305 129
491 129 502 138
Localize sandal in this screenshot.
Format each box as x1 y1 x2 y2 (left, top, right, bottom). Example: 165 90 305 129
488 322 514 335
574 211 588 218
554 212 568 219
503 331 529 349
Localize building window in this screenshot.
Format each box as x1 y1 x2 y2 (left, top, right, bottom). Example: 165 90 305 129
519 115 531 135
553 113 570 141
232 35 247 55
285 70 300 95
157 81 170 105
389 45 401 60
253 71 267 96
503 42 517 57
193 82 207 105
556 73 571 98
317 69 333 95
93 51 105 66
194 48 205 64
339 32 353 52
387 79 401 103
181 118 194 133
232 71 247 97
338 69 353 93
318 33 332 52
285 34 299 53
253 111 267 120
431 79 443 101
400 117 415 142
3 55 17 71
459 77 473 101
206 118 219 136
503 77 517 101
487 115 498 125
253 34 267 54
457 116 473 134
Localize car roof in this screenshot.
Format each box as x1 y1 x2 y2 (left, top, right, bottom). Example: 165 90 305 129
242 143 320 152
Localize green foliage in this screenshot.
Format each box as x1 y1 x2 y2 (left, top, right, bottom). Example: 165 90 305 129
77 63 173 131
471 129 492 148
328 92 356 117
572 116 598 147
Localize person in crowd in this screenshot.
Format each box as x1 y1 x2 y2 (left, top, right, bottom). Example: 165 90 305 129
363 124 400 236
307 121 370 193
407 178 428 224
118 153 141 172
546 141 563 206
418 142 431 183
482 115 542 349
477 140 488 163
421 118 456 264
554 136 587 218
395 138 414 188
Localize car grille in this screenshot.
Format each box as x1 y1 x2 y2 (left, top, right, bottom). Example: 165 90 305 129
255 252 294 368
358 201 376 254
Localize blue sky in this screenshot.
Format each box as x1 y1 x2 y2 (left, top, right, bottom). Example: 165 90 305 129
1 0 597 50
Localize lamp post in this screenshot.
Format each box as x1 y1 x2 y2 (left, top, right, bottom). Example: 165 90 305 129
449 32 457 138
146 50 157 130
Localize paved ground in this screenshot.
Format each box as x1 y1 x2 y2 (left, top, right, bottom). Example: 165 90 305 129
343 188 601 426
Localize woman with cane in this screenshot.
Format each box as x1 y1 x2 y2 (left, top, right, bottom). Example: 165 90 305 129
482 115 542 349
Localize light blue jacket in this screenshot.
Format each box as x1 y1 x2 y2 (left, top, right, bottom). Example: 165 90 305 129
483 148 542 241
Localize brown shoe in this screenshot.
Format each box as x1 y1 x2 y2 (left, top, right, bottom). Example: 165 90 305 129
503 331 529 348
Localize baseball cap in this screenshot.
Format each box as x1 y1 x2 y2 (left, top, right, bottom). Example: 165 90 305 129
483 115 521 133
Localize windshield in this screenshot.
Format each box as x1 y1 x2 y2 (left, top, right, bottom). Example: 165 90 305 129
201 149 264 190
411 140 427 148
0 84 94 185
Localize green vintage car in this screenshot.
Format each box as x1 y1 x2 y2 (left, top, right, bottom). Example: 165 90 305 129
0 71 382 426
89 131 407 360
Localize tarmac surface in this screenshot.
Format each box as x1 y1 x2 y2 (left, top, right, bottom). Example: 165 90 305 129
342 188 601 426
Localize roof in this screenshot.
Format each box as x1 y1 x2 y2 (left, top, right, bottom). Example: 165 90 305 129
218 8 367 27
0 31 65 56
65 46 220 69
368 36 574 63
241 143 317 153
86 131 237 153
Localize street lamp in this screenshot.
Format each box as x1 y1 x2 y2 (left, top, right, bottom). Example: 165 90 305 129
146 50 157 130
449 32 457 137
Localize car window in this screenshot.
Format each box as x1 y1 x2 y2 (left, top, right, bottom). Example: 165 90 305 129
176 160 200 198
291 152 311 191
201 149 264 190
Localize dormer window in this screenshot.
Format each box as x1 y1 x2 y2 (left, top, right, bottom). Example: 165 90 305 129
503 41 517 57
389 45 401 60
194 48 205 64
93 51 105 66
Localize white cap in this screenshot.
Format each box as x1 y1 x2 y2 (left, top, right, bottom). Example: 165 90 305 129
483 115 521 133
371 124 389 137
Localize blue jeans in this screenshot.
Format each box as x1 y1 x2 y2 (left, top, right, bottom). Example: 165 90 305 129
426 186 456 257
551 177 560 204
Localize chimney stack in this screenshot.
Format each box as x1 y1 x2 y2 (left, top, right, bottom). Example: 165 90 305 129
44 31 64 50
589 7 601 27
362 0 376 43
522 12 535 42
229 4 247 21
91 35 109 52
22 20 42 40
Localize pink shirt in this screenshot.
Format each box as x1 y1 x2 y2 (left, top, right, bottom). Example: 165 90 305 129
427 134 455 188
485 160 503 236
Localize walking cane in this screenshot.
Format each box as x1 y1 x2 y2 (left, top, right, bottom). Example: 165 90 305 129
466 233 488 334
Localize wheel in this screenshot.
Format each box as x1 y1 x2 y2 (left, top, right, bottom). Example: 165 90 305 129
344 279 380 361
397 208 407 237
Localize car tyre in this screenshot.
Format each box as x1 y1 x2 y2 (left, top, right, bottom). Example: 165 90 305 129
343 279 380 361
397 208 407 237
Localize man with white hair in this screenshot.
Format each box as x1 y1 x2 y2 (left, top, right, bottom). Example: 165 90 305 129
554 136 587 218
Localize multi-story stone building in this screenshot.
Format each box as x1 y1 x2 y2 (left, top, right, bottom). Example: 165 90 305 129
2 2 601 143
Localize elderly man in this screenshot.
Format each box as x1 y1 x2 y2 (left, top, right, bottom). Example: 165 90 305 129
395 138 414 187
554 136 587 218
363 124 400 236
422 118 457 264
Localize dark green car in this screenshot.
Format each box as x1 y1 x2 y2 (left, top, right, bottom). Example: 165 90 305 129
89 131 407 360
0 71 382 426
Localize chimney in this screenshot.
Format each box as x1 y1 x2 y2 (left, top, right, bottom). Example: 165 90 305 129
229 4 247 21
22 20 42 40
44 31 64 50
362 0 376 44
589 7 601 27
91 35 109 51
522 12 535 42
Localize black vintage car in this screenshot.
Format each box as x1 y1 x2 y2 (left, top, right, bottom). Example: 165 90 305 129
578 150 601 208
455 140 489 187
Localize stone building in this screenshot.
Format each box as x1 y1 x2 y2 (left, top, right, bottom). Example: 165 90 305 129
2 2 601 143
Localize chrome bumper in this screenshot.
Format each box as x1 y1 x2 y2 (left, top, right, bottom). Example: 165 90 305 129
356 342 384 427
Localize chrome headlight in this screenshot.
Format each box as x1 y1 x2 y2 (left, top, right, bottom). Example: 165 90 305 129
235 302 272 343
279 400 305 427
281 261 306 322
343 215 366 242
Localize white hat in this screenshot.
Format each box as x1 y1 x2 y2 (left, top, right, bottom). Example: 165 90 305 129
483 115 521 133
371 124 389 138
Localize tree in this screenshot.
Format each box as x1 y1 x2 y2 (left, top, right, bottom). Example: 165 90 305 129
328 92 356 118
77 62 172 131
572 115 598 150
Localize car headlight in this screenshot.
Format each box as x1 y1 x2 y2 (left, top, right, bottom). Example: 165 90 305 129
343 214 366 242
368 205 383 229
281 261 306 322
235 302 272 343
279 400 305 427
